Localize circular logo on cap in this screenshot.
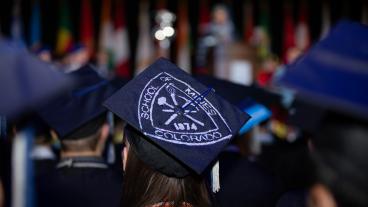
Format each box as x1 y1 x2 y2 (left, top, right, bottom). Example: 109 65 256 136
138 72 232 146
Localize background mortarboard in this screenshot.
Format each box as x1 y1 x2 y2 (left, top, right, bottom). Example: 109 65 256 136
195 75 282 108
278 20 368 120
38 64 121 139
104 58 250 176
195 75 272 135
0 38 74 118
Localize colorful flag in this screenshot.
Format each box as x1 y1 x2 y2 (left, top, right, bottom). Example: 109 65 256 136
135 0 154 75
56 0 73 55
295 3 310 51
11 0 25 45
113 0 130 78
282 3 295 63
176 0 191 73
29 0 41 48
320 1 331 39
98 0 115 76
243 0 254 43
80 0 94 57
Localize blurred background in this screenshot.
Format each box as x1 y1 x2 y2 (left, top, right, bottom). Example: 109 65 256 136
0 0 367 81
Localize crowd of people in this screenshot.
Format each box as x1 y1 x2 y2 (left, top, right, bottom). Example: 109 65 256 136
0 4 367 207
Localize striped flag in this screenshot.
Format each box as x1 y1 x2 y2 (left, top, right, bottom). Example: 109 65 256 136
176 0 191 73
98 0 115 76
56 0 73 55
80 0 94 58
113 0 130 78
135 0 154 75
29 0 41 48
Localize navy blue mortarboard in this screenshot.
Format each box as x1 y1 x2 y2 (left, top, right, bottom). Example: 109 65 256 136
38 64 120 139
278 21 368 120
0 38 74 117
194 75 272 135
104 58 250 177
195 75 282 108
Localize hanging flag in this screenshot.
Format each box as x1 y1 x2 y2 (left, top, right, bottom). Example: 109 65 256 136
98 0 115 76
282 3 295 63
243 0 254 43
256 1 271 60
11 0 25 45
320 1 331 39
198 0 211 35
135 0 154 75
80 0 94 58
56 0 73 55
113 0 130 78
29 0 41 48
176 0 191 73
295 2 310 51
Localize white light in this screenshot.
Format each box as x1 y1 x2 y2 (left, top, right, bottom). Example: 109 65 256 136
163 26 175 37
154 30 166 41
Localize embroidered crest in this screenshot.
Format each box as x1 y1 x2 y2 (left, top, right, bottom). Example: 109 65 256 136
138 72 232 146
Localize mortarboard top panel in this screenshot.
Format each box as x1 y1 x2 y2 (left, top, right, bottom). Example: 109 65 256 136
278 21 368 120
104 58 250 175
0 38 74 118
38 64 121 139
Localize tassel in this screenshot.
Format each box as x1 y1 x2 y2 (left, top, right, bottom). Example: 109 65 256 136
211 161 220 193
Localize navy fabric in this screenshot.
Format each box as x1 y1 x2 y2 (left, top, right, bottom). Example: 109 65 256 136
38 64 120 138
104 58 250 174
278 21 368 120
195 75 282 107
0 38 74 117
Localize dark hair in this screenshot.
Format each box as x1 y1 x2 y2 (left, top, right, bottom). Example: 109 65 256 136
311 113 368 207
122 127 212 207
60 114 106 152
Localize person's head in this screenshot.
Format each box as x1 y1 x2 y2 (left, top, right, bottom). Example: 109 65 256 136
308 113 368 207
121 125 211 207
60 114 109 157
103 58 250 207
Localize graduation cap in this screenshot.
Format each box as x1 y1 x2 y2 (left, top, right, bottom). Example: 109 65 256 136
278 21 368 120
194 75 272 135
38 64 120 139
0 38 74 117
104 58 250 180
195 75 282 108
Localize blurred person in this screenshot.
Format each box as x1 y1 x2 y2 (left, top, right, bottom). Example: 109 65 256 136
196 4 235 79
307 114 368 207
103 58 249 206
276 21 368 207
32 46 52 62
36 65 122 207
62 43 90 73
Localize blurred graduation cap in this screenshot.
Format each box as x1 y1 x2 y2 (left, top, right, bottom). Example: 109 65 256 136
194 75 282 108
0 38 74 118
104 58 250 182
278 21 368 121
38 64 121 139
194 75 272 135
